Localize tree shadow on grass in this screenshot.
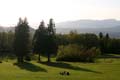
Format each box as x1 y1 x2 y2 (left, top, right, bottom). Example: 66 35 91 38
41 62 102 74
100 54 120 58
14 62 47 72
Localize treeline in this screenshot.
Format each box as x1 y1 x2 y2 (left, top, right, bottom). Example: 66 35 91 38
56 31 120 54
0 18 120 63
56 31 120 62
0 31 14 58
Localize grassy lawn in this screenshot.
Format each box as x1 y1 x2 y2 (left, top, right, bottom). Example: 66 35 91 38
0 58 120 80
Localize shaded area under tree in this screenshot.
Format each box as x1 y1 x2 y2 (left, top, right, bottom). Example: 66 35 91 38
40 62 102 74
14 62 47 72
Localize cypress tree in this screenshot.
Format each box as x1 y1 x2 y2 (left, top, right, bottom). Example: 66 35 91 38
14 18 30 63
33 20 47 62
47 18 57 62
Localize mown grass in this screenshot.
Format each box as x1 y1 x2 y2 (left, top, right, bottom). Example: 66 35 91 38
0 58 120 80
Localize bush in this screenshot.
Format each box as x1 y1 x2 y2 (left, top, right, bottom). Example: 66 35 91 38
56 44 101 62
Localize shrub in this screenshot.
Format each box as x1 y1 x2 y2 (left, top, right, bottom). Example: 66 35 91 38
56 44 101 62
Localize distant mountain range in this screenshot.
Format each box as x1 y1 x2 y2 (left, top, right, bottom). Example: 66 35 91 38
56 19 120 28
56 19 120 38
0 19 120 38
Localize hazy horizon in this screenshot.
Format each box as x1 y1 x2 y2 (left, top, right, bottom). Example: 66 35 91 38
0 0 120 28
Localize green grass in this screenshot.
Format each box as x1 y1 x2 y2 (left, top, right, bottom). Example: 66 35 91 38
0 58 120 80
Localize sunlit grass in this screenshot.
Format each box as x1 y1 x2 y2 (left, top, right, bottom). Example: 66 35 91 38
0 58 119 80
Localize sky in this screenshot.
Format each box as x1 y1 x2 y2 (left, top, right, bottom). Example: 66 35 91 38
0 0 120 28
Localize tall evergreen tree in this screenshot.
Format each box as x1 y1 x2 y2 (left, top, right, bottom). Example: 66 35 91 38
7 31 14 53
32 20 47 62
104 33 110 53
99 32 104 53
14 18 30 63
47 18 57 62
33 19 57 62
105 33 110 39
99 32 103 39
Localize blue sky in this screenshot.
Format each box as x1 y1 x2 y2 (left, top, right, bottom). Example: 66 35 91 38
0 0 119 28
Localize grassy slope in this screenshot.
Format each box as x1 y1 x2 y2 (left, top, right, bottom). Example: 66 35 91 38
0 58 120 80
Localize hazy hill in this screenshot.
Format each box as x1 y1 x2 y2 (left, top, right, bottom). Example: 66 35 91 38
56 19 120 29
0 19 120 38
56 19 120 38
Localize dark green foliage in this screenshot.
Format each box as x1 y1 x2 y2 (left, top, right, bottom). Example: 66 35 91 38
56 34 69 46
77 33 99 48
99 32 103 39
14 18 30 63
56 44 101 62
99 33 113 54
109 39 120 54
32 19 57 62
0 32 8 52
0 31 14 59
32 20 48 62
46 18 57 62
7 31 14 52
105 33 109 39
0 18 120 63
56 31 99 48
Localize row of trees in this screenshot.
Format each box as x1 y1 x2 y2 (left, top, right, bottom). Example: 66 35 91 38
55 32 120 62
14 18 57 63
14 18 31 63
0 18 120 63
56 31 120 54
32 19 57 62
0 31 14 58
99 32 120 54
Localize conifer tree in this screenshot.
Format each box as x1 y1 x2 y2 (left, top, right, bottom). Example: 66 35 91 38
14 18 30 63
33 20 47 62
47 18 57 62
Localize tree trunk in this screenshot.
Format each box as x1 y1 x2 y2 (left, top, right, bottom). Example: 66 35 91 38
47 53 51 62
38 53 41 62
17 56 24 63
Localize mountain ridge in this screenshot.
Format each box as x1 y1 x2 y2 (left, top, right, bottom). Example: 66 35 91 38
0 19 120 38
56 19 120 28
